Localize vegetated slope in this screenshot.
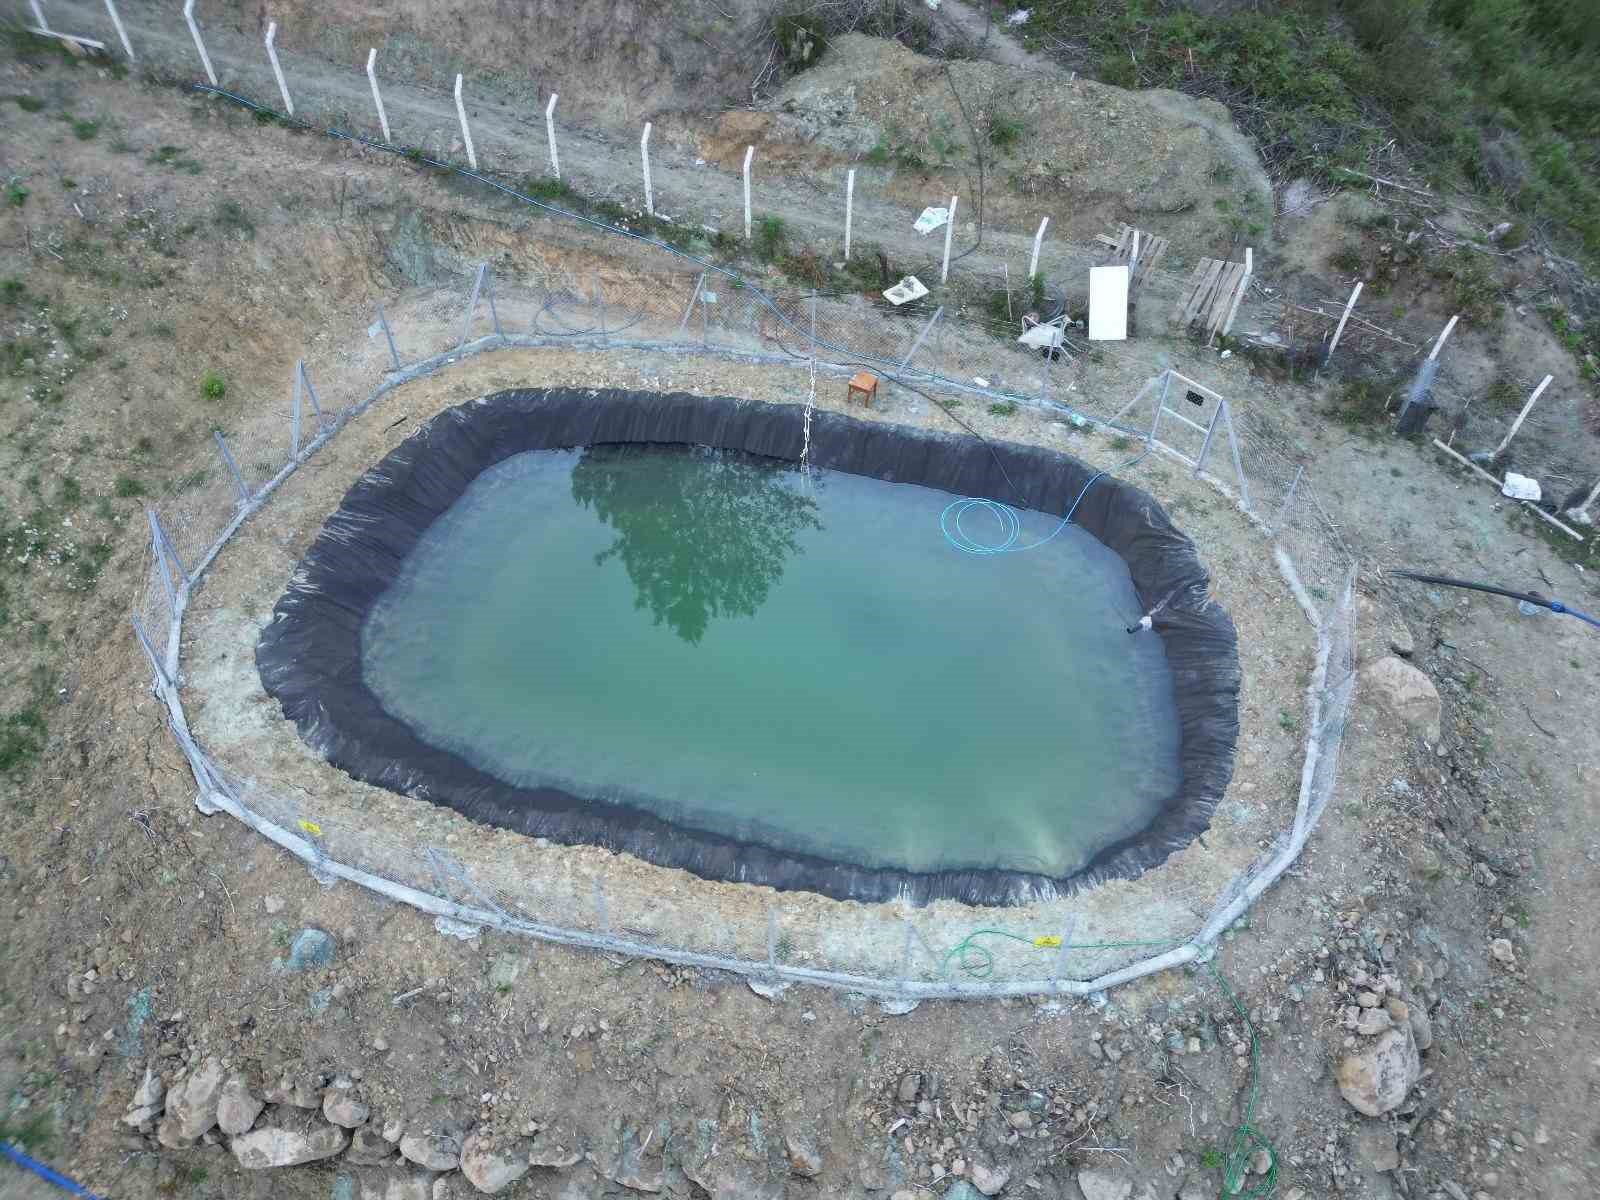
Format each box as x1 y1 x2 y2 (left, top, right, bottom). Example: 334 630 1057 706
1009 1 1600 270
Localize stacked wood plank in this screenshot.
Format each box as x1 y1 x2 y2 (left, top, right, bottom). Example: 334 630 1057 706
1175 256 1249 338
1095 223 1169 292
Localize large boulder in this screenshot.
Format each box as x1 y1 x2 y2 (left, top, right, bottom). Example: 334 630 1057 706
324 1084 372 1129
459 1129 532 1194
1335 1026 1421 1116
1361 656 1442 743
169 1057 226 1140
216 1074 264 1136
348 1124 398 1166
232 1120 350 1168
399 1129 461 1171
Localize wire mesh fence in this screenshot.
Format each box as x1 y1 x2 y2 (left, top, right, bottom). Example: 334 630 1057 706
127 251 1358 998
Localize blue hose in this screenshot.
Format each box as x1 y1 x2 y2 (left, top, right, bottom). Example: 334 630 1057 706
0 1142 105 1198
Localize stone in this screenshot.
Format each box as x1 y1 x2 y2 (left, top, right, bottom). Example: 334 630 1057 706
400 1129 461 1171
1077 1168 1133 1200
265 1072 327 1108
350 1167 438 1200
1356 1009 1394 1036
285 928 336 972
231 1122 350 1168
1408 1006 1434 1051
785 1132 823 1177
123 1102 162 1127
348 1124 398 1166
381 1117 406 1143
487 953 524 991
324 1085 372 1129
898 1073 921 1103
944 1185 983 1200
1006 1110 1033 1130
1355 596 1414 663
1177 1180 1210 1200
970 1161 1009 1196
216 1075 264 1136
460 1130 532 1194
528 1140 583 1169
1248 1150 1271 1176
1336 1027 1421 1116
170 1056 226 1140
1361 657 1442 743
155 1118 197 1150
131 1066 165 1110
1489 939 1516 967
263 895 285 914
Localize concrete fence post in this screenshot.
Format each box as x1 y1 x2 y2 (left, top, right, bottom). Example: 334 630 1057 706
264 21 292 115
453 74 477 170
366 49 391 144
1493 373 1553 459
844 168 855 260
182 0 217 86
459 263 489 349
544 94 561 179
742 145 754 242
1428 313 1460 362
940 194 958 285
640 122 654 216
1028 216 1049 281
103 0 134 60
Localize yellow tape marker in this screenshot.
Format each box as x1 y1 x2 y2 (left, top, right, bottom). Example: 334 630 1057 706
298 819 323 837
1033 935 1062 948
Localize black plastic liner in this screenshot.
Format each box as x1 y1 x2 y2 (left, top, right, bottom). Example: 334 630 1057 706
257 389 1240 905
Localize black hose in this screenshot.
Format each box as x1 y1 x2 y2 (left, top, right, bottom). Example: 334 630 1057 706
1389 570 1600 631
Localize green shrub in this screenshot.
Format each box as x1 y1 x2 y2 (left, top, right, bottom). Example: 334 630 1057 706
113 475 147 498
12 94 44 113
213 199 254 238
200 370 227 400
6 182 28 208
985 112 1026 149
754 214 787 261
70 117 98 140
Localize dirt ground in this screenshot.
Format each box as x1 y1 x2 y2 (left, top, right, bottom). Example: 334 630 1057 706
1 16 1599 1200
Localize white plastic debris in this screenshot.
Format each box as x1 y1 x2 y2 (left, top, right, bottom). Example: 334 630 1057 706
883 276 929 306
913 206 950 235
1501 472 1541 502
1007 8 1031 25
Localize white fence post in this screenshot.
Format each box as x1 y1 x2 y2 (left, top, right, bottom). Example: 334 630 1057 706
1493 373 1553 459
366 49 391 144
264 22 292 115
103 0 134 60
940 194 958 285
844 169 855 260
1028 216 1049 281
640 122 654 216
742 145 754 242
1428 313 1460 362
453 74 477 170
183 0 217 86
544 94 560 180
1325 280 1363 363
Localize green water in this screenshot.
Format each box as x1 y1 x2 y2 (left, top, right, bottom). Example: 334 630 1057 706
361 444 1181 878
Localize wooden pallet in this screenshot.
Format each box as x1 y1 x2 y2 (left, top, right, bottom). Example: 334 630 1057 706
1095 223 1169 291
1175 256 1249 338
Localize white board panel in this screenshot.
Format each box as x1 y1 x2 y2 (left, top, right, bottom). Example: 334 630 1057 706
1088 265 1131 341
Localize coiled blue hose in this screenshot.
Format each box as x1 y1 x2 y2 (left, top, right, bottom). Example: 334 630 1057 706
0 1142 104 1198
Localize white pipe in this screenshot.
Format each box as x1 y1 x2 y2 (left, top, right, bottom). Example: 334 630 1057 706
1028 216 1048 281
103 0 134 60
182 0 217 86
640 122 654 216
1493 373 1554 458
1326 280 1363 361
742 145 754 241
940 194 958 285
544 94 560 180
844 169 855 260
1428 313 1460 362
264 22 292 116
366 49 391 144
28 0 46 30
453 74 477 170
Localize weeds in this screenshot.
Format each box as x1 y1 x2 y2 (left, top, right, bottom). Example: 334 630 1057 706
0 278 25 306
985 111 1026 149
12 94 45 112
988 400 1018 417
113 475 147 499
200 370 227 400
213 199 255 238
754 214 787 262
6 181 29 208
69 116 98 141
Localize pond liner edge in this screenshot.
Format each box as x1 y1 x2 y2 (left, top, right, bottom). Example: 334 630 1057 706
255 387 1241 907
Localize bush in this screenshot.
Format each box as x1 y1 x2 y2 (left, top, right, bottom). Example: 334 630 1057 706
200 370 227 400
754 214 787 261
985 112 1026 149
113 475 147 498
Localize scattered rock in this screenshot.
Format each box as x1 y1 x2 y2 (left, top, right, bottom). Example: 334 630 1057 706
487 953 524 991
968 1161 1009 1196
1489 938 1516 967
155 1118 197 1150
285 928 336 972
399 1129 461 1172
131 1066 165 1110
231 1121 350 1168
898 1073 921 1103
347 1124 397 1166
324 1085 372 1129
460 1130 532 1194
1336 1027 1421 1116
216 1075 264 1136
263 895 285 914
1356 1008 1394 1036
1408 1006 1434 1051
785 1132 823 1177
1077 1167 1133 1200
1361 656 1442 742
170 1056 226 1140
1177 1180 1210 1200
122 1103 162 1127
527 1140 583 1169
349 1166 437 1200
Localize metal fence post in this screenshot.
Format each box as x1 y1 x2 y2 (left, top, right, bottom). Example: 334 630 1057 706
453 74 477 170
376 304 400 370
901 305 943 370
103 0 135 60
264 21 292 115
146 508 176 611
678 272 705 338
1194 401 1224 475
1221 400 1252 512
147 507 188 588
592 272 607 343
1270 465 1304 537
640 122 654 216
130 615 171 690
366 49 391 143
459 264 488 349
182 0 218 87
213 431 249 506
544 94 560 179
